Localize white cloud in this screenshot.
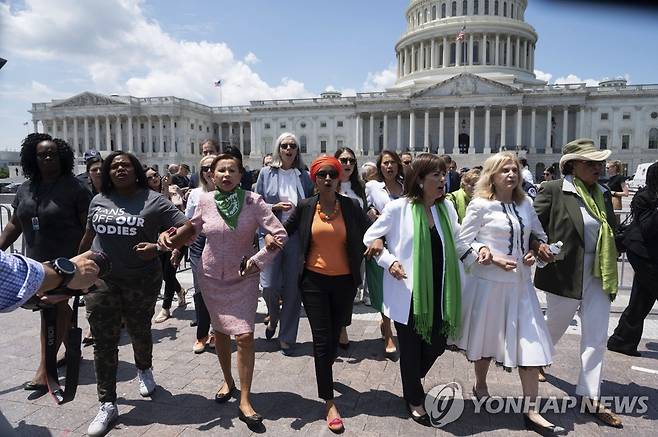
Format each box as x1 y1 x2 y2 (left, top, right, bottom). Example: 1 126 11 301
324 85 357 97
534 69 552 83
362 64 398 91
535 69 631 87
0 0 313 105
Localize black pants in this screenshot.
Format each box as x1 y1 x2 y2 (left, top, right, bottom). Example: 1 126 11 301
608 251 658 351
190 250 211 340
161 248 186 310
394 308 447 406
301 269 355 400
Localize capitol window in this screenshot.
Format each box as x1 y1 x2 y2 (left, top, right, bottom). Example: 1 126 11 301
503 1 507 17
462 0 467 15
280 122 286 129
484 0 489 14
321 121 327 128
649 128 658 149
264 123 270 129
601 113 609 120
451 1 457 16
300 122 306 129
474 0 479 14
622 113 631 120
511 3 514 18
337 120 344 127
600 135 608 149
432 5 437 19
442 3 447 17
621 134 630 149
321 140 327 153
494 0 499 15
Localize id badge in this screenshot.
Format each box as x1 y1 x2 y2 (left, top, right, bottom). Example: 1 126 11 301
31 217 40 231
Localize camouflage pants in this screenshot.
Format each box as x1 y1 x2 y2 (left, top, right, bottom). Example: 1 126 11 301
85 273 162 403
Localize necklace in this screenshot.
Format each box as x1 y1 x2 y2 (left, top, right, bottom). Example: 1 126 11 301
317 200 340 222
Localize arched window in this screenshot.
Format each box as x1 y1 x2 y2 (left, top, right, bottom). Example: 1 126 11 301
450 42 456 65
462 0 468 15
503 1 507 16
439 44 444 66
494 0 499 15
511 42 516 66
485 40 491 64
417 11 421 25
474 0 479 14
649 128 658 149
432 5 437 19
441 3 447 17
484 0 489 14
451 1 457 16
511 3 514 18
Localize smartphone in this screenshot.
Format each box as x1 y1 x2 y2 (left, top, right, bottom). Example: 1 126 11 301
239 256 248 276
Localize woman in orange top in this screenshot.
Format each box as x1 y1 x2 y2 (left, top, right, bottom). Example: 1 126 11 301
269 156 373 433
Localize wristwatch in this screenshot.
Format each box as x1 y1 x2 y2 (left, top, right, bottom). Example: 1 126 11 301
49 257 77 288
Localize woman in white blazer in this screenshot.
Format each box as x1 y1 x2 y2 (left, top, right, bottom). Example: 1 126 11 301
363 154 488 427
364 151 405 357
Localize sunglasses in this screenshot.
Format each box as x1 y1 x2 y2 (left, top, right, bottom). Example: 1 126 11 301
339 157 356 165
147 174 160 180
316 170 339 180
579 160 604 168
36 152 58 160
201 165 212 172
280 143 298 150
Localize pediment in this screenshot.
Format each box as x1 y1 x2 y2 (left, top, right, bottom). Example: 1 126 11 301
412 73 519 98
52 92 127 107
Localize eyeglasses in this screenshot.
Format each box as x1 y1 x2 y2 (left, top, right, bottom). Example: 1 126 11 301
580 160 604 168
339 157 356 165
280 143 298 150
201 165 212 172
316 170 339 180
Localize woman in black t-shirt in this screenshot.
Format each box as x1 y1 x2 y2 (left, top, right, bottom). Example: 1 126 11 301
606 160 629 211
0 133 91 392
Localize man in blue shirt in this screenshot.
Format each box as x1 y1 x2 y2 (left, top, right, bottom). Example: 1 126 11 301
0 251 99 312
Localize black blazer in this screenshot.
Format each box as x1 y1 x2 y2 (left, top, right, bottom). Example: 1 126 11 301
623 188 658 262
284 194 371 287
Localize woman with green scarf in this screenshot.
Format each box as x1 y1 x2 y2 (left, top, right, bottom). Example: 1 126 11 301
532 139 622 429
452 152 562 435
363 153 485 427
160 153 288 430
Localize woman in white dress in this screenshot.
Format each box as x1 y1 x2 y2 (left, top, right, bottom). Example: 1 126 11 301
453 152 564 435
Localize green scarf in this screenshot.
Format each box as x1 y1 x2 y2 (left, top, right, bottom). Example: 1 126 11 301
411 201 462 343
214 187 245 230
446 189 470 224
572 177 618 301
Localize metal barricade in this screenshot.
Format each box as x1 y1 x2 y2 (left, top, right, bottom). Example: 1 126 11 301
0 204 26 255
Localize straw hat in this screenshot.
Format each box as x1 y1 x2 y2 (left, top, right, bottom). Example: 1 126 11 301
559 138 611 171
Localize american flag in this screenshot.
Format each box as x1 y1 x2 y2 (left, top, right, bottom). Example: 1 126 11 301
456 26 466 42
213 80 222 87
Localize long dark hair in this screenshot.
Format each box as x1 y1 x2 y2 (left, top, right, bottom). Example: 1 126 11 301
100 152 148 194
645 162 658 198
375 150 404 184
144 165 162 193
19 133 75 182
334 147 366 205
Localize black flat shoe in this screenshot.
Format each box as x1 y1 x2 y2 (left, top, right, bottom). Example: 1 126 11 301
607 344 641 357
523 414 567 436
265 327 276 340
214 383 236 404
238 408 263 427
338 341 350 350
190 320 198 327
23 382 47 392
406 403 431 427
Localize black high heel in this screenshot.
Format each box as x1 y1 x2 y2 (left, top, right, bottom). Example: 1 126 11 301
522 414 566 436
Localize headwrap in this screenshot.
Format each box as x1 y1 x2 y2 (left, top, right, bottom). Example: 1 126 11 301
310 156 343 183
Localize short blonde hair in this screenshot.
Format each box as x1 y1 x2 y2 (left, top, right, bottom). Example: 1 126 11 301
198 155 216 192
460 168 481 188
474 152 527 203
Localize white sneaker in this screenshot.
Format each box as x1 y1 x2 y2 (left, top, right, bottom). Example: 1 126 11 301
88 402 118 437
137 367 156 397
154 308 170 323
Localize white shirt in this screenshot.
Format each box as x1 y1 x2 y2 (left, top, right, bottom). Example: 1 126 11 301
185 187 204 219
339 181 364 208
278 168 299 222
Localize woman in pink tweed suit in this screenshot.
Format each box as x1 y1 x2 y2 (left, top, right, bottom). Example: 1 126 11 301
161 153 287 429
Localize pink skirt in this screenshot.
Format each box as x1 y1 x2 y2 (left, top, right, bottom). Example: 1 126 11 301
198 273 260 335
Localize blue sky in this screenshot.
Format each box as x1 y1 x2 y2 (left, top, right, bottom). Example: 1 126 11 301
1 0 656 150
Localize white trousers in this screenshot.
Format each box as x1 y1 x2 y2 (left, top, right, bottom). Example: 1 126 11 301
544 254 612 399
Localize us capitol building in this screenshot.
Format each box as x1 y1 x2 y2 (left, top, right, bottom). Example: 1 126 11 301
29 0 658 176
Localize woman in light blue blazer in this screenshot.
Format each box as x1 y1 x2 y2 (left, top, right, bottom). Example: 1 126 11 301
255 132 314 355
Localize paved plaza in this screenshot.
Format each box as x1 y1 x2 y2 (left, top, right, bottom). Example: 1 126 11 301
0 265 656 437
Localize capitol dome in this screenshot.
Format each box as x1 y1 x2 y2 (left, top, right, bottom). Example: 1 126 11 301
392 0 544 90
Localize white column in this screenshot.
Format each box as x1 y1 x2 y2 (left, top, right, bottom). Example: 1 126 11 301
530 107 537 153
453 108 459 152
562 107 569 145
94 117 100 150
355 114 362 154
147 117 153 155
159 117 164 154
506 35 511 67
136 117 143 153
483 33 488 64
218 122 224 147
73 118 79 152
128 116 134 153
438 109 445 154
105 116 111 151
369 114 375 154
62 118 68 143
515 36 520 68
250 122 257 156
83 118 89 152
170 116 176 154
411 45 416 72
516 107 523 148
546 107 553 154
409 112 416 151
396 113 402 152
500 108 507 149
239 121 245 155
468 34 474 66
383 113 389 150
420 41 425 70
33 120 38 133
430 39 436 69
495 34 500 65
51 119 58 137
115 116 122 151
442 36 448 67
469 107 475 154
424 110 430 152
579 106 586 137
484 107 491 153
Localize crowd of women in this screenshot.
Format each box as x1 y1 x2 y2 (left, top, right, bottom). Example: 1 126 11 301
4 130 655 436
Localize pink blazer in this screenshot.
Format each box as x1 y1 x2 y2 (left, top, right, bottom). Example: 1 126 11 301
191 191 288 281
